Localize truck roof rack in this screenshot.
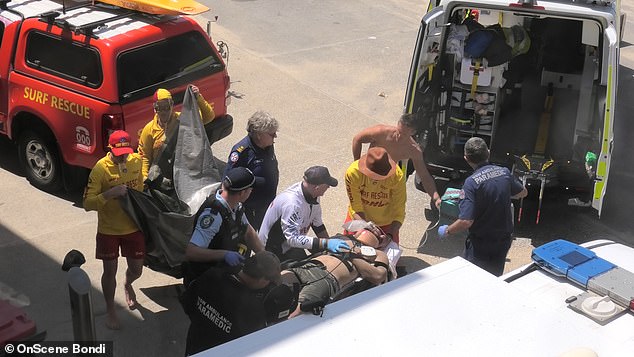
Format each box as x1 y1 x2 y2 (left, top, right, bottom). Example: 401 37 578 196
39 11 61 24
69 11 136 37
37 3 141 38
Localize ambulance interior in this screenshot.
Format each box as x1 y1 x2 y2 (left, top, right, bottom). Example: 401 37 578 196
413 8 606 189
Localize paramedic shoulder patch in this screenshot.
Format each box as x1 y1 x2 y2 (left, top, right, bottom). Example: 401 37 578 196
200 214 214 229
230 151 240 163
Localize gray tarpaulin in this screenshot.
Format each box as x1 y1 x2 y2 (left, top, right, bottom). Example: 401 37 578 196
122 86 221 277
174 86 221 213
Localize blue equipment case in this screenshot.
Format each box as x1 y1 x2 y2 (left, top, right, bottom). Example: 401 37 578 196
531 239 616 287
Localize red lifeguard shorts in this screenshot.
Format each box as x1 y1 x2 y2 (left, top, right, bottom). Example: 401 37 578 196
96 231 145 260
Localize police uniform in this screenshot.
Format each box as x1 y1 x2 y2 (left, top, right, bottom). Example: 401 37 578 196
224 135 279 230
459 163 525 276
183 191 250 286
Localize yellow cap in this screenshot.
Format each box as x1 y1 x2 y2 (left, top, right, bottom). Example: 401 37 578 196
154 88 172 102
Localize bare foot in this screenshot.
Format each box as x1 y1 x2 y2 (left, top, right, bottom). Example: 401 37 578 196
105 310 120 330
124 283 137 310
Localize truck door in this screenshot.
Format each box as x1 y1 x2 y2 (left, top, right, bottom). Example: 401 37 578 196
592 25 618 216
404 6 445 113
0 19 11 132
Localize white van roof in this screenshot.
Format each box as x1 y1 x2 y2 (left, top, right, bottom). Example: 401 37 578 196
200 240 634 356
438 0 617 22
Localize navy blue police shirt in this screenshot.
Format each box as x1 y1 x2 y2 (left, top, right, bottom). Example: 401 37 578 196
224 135 279 209
458 163 524 238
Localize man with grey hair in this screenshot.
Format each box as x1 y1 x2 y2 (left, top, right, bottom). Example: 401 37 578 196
438 137 527 276
224 111 280 230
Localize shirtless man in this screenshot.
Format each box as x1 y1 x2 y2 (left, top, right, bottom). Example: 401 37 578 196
281 229 390 318
352 113 441 208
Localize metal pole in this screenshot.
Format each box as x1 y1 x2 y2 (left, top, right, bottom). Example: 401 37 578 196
517 175 527 223
536 175 546 225
68 267 96 342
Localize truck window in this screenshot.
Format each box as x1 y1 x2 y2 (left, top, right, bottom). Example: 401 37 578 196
117 31 223 103
25 32 103 88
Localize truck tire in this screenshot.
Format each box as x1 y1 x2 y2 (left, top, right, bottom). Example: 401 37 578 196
18 130 63 192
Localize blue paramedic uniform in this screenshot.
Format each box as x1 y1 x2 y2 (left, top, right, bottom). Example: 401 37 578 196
224 136 279 230
459 163 524 275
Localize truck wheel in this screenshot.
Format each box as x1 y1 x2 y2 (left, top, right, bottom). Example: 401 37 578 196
18 130 63 192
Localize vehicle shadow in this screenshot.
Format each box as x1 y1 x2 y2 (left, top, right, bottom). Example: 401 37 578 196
105 284 191 357
1 136 86 206
0 135 22 176
0 222 143 343
398 255 431 274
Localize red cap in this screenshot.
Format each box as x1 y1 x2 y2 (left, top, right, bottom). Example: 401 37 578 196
108 130 134 156
154 88 172 102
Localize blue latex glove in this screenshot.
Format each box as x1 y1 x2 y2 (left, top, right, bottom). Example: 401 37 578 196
224 251 245 266
326 238 349 253
438 225 449 239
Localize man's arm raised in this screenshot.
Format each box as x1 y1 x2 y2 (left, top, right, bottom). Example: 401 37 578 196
352 126 382 161
409 142 441 208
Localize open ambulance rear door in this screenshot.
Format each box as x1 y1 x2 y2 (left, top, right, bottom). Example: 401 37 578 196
404 6 445 115
593 23 618 216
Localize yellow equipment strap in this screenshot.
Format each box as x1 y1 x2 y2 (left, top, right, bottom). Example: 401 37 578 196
470 59 481 98
594 64 614 200
398 160 408 174
449 117 471 125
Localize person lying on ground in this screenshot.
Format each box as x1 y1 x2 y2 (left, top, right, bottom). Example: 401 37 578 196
280 229 391 318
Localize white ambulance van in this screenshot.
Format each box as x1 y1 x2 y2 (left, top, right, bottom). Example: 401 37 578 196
404 0 624 217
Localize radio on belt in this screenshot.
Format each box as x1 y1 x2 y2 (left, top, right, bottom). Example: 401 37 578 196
532 239 634 324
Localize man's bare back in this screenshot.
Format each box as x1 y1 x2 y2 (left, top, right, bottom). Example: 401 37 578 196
360 125 420 162
352 121 441 206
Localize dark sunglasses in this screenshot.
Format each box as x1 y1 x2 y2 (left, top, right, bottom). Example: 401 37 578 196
154 103 172 112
